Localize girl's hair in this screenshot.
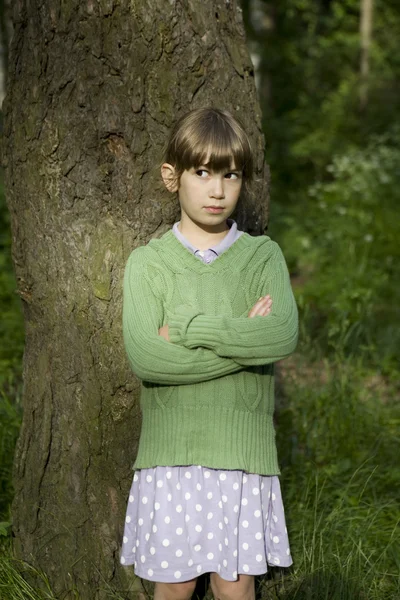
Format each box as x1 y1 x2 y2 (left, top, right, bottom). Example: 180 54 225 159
163 107 254 186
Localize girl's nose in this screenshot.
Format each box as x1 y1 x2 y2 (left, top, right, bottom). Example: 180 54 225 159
210 176 225 198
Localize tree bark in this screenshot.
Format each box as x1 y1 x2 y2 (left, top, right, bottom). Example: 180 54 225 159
1 0 268 597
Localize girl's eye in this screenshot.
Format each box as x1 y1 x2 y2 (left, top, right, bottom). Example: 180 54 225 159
195 169 209 177
225 172 240 180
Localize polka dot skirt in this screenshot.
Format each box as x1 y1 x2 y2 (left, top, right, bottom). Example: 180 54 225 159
120 465 292 582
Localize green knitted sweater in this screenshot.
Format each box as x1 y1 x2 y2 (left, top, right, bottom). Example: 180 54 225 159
122 229 298 476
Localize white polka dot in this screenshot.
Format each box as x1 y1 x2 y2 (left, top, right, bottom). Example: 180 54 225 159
174 571 182 579
164 516 170 524
222 495 228 503
161 561 168 568
254 509 261 517
194 544 201 551
256 554 262 562
155 502 160 510
176 549 183 557
176 482 181 490
185 514 190 522
243 564 249 572
207 492 213 499
218 500 223 508
176 527 183 535
207 512 213 520
223 559 228 567
140 555 146 563
272 492 276 501
145 533 150 541
242 520 249 528
150 511 154 519
123 536 128 543
147 568 153 576
136 540 139 547
273 513 278 523
274 557 280 565
196 504 202 511
224 537 229 546
166 471 172 479
157 480 163 488
196 483 202 491
150 547 155 555
267 552 271 560
252 487 260 495
233 570 238 578
219 473 226 481
255 532 262 540
176 505 183 513
152 525 157 532
162 539 170 547
261 482 264 490
141 496 148 504
195 525 202 532
233 482 239 490
273 535 280 543
233 505 239 513
146 475 152 482
125 516 131 523
197 565 202 573
234 527 238 535
185 471 191 479
268 491 271 498
207 532 214 540
233 550 238 557
207 552 214 560
242 542 249 550
243 475 248 483
185 492 191 500
129 495 134 502
241 498 248 506
121 557 126 564
133 473 138 481
204 471 210 478
218 543 222 551
138 518 143 526
167 494 172 501
218 522 223 530
286 548 291 555
224 516 229 524
188 559 193 566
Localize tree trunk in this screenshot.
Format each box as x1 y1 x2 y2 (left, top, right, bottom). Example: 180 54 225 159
360 0 374 110
1 0 268 597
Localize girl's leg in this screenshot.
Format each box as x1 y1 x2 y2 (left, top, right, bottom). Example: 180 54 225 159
154 578 198 600
209 573 255 600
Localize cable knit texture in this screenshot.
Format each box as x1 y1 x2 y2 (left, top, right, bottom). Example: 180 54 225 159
123 228 299 475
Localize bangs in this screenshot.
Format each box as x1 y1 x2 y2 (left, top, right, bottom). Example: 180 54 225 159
165 108 254 179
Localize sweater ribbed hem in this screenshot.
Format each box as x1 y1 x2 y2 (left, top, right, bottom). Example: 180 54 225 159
133 405 280 476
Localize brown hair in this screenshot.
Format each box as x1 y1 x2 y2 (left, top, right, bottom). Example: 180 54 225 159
163 107 254 187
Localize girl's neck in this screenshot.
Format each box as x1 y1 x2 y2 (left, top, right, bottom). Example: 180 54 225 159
177 217 231 250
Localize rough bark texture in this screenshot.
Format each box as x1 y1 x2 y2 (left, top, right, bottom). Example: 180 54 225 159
1 0 268 597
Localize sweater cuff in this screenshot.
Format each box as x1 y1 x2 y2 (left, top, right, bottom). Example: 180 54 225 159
168 305 203 345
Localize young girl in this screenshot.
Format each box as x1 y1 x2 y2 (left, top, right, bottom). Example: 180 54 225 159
120 107 298 600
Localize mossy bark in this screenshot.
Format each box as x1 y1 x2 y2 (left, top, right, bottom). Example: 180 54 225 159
1 0 268 597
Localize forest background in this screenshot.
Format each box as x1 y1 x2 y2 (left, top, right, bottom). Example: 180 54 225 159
0 0 399 599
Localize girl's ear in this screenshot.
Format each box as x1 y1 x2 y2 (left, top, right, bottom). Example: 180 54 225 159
161 163 179 192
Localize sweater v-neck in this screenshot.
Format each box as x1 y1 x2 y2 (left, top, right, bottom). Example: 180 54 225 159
150 228 256 274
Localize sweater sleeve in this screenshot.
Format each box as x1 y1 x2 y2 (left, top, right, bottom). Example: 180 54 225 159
168 244 299 366
122 247 245 384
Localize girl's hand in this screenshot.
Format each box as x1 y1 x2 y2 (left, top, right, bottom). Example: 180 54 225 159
248 295 273 318
158 324 170 342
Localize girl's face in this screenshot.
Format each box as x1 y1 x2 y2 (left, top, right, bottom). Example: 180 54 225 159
162 158 243 228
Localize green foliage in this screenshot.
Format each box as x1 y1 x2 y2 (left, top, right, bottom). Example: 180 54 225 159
275 125 400 365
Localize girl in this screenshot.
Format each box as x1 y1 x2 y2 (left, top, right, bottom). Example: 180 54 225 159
120 107 298 600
